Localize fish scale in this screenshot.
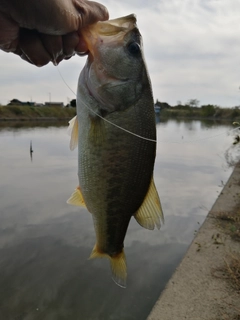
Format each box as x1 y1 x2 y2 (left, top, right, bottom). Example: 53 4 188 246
67 14 163 288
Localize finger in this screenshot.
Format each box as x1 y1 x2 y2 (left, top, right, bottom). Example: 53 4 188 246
0 11 19 52
11 46 35 65
62 32 79 57
19 29 52 66
54 32 80 65
73 0 109 28
40 34 63 63
86 1 109 22
20 53 34 65
75 33 88 54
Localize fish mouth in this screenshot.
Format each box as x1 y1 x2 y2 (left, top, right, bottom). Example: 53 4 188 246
82 14 139 111
81 14 137 57
82 14 136 92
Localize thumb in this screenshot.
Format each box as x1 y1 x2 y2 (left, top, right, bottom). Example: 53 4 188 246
73 0 109 29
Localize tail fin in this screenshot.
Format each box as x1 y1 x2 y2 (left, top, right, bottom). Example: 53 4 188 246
89 245 127 288
110 251 127 288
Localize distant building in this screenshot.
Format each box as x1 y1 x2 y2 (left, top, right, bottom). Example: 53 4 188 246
44 102 64 108
154 104 161 114
8 99 35 106
154 100 172 113
155 100 171 109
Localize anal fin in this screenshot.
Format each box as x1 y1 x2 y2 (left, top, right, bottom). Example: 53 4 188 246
134 178 164 230
67 186 86 207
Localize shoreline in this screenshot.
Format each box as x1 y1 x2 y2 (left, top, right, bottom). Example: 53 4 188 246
148 163 240 320
0 115 238 123
0 117 72 121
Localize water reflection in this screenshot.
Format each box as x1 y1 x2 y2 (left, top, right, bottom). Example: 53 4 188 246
29 140 33 162
0 119 234 319
0 213 186 319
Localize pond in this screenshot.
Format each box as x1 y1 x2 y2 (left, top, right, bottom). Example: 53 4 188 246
0 118 236 320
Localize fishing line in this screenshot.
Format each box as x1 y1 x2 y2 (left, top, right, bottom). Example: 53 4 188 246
57 66 76 96
83 99 157 143
56 66 240 145
57 66 156 143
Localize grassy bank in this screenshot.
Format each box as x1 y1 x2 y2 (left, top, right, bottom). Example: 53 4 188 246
0 105 76 120
159 105 240 120
2 104 240 121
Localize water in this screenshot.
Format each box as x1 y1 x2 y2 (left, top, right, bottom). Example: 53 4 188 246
0 119 236 320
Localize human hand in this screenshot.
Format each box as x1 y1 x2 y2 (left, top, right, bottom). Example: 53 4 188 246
0 0 108 66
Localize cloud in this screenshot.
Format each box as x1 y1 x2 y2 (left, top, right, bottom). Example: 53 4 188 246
0 0 240 106
0 52 85 104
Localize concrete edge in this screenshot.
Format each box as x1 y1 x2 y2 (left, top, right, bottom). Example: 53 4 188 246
147 163 240 320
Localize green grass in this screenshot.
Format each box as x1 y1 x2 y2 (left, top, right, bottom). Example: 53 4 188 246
160 105 240 120
0 105 76 120
2 104 240 121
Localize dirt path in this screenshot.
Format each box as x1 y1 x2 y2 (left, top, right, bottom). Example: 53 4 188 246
148 163 240 320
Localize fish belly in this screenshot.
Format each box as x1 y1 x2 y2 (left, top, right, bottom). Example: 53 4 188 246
77 103 156 256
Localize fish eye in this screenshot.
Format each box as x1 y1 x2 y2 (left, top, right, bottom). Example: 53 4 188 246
127 42 141 55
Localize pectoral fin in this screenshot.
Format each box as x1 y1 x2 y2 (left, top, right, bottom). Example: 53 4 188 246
89 245 127 288
134 178 164 230
67 187 86 207
68 115 78 151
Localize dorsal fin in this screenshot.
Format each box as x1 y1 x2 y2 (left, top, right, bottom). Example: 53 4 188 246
134 178 164 230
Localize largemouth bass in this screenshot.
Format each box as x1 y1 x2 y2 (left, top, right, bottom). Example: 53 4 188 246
67 14 163 288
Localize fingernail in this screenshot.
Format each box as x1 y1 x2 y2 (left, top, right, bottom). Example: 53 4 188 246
52 59 58 66
53 54 65 65
77 50 89 57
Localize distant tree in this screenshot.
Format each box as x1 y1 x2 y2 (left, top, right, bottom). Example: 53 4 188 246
201 104 215 117
186 99 200 108
70 99 76 107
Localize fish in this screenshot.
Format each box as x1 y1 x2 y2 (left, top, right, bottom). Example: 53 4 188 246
67 14 163 288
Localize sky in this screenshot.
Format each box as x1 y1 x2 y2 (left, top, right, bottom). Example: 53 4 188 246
0 0 240 107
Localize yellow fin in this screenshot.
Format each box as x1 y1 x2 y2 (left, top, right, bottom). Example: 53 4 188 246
67 115 78 151
67 187 86 207
89 245 127 288
134 178 164 230
89 117 106 145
